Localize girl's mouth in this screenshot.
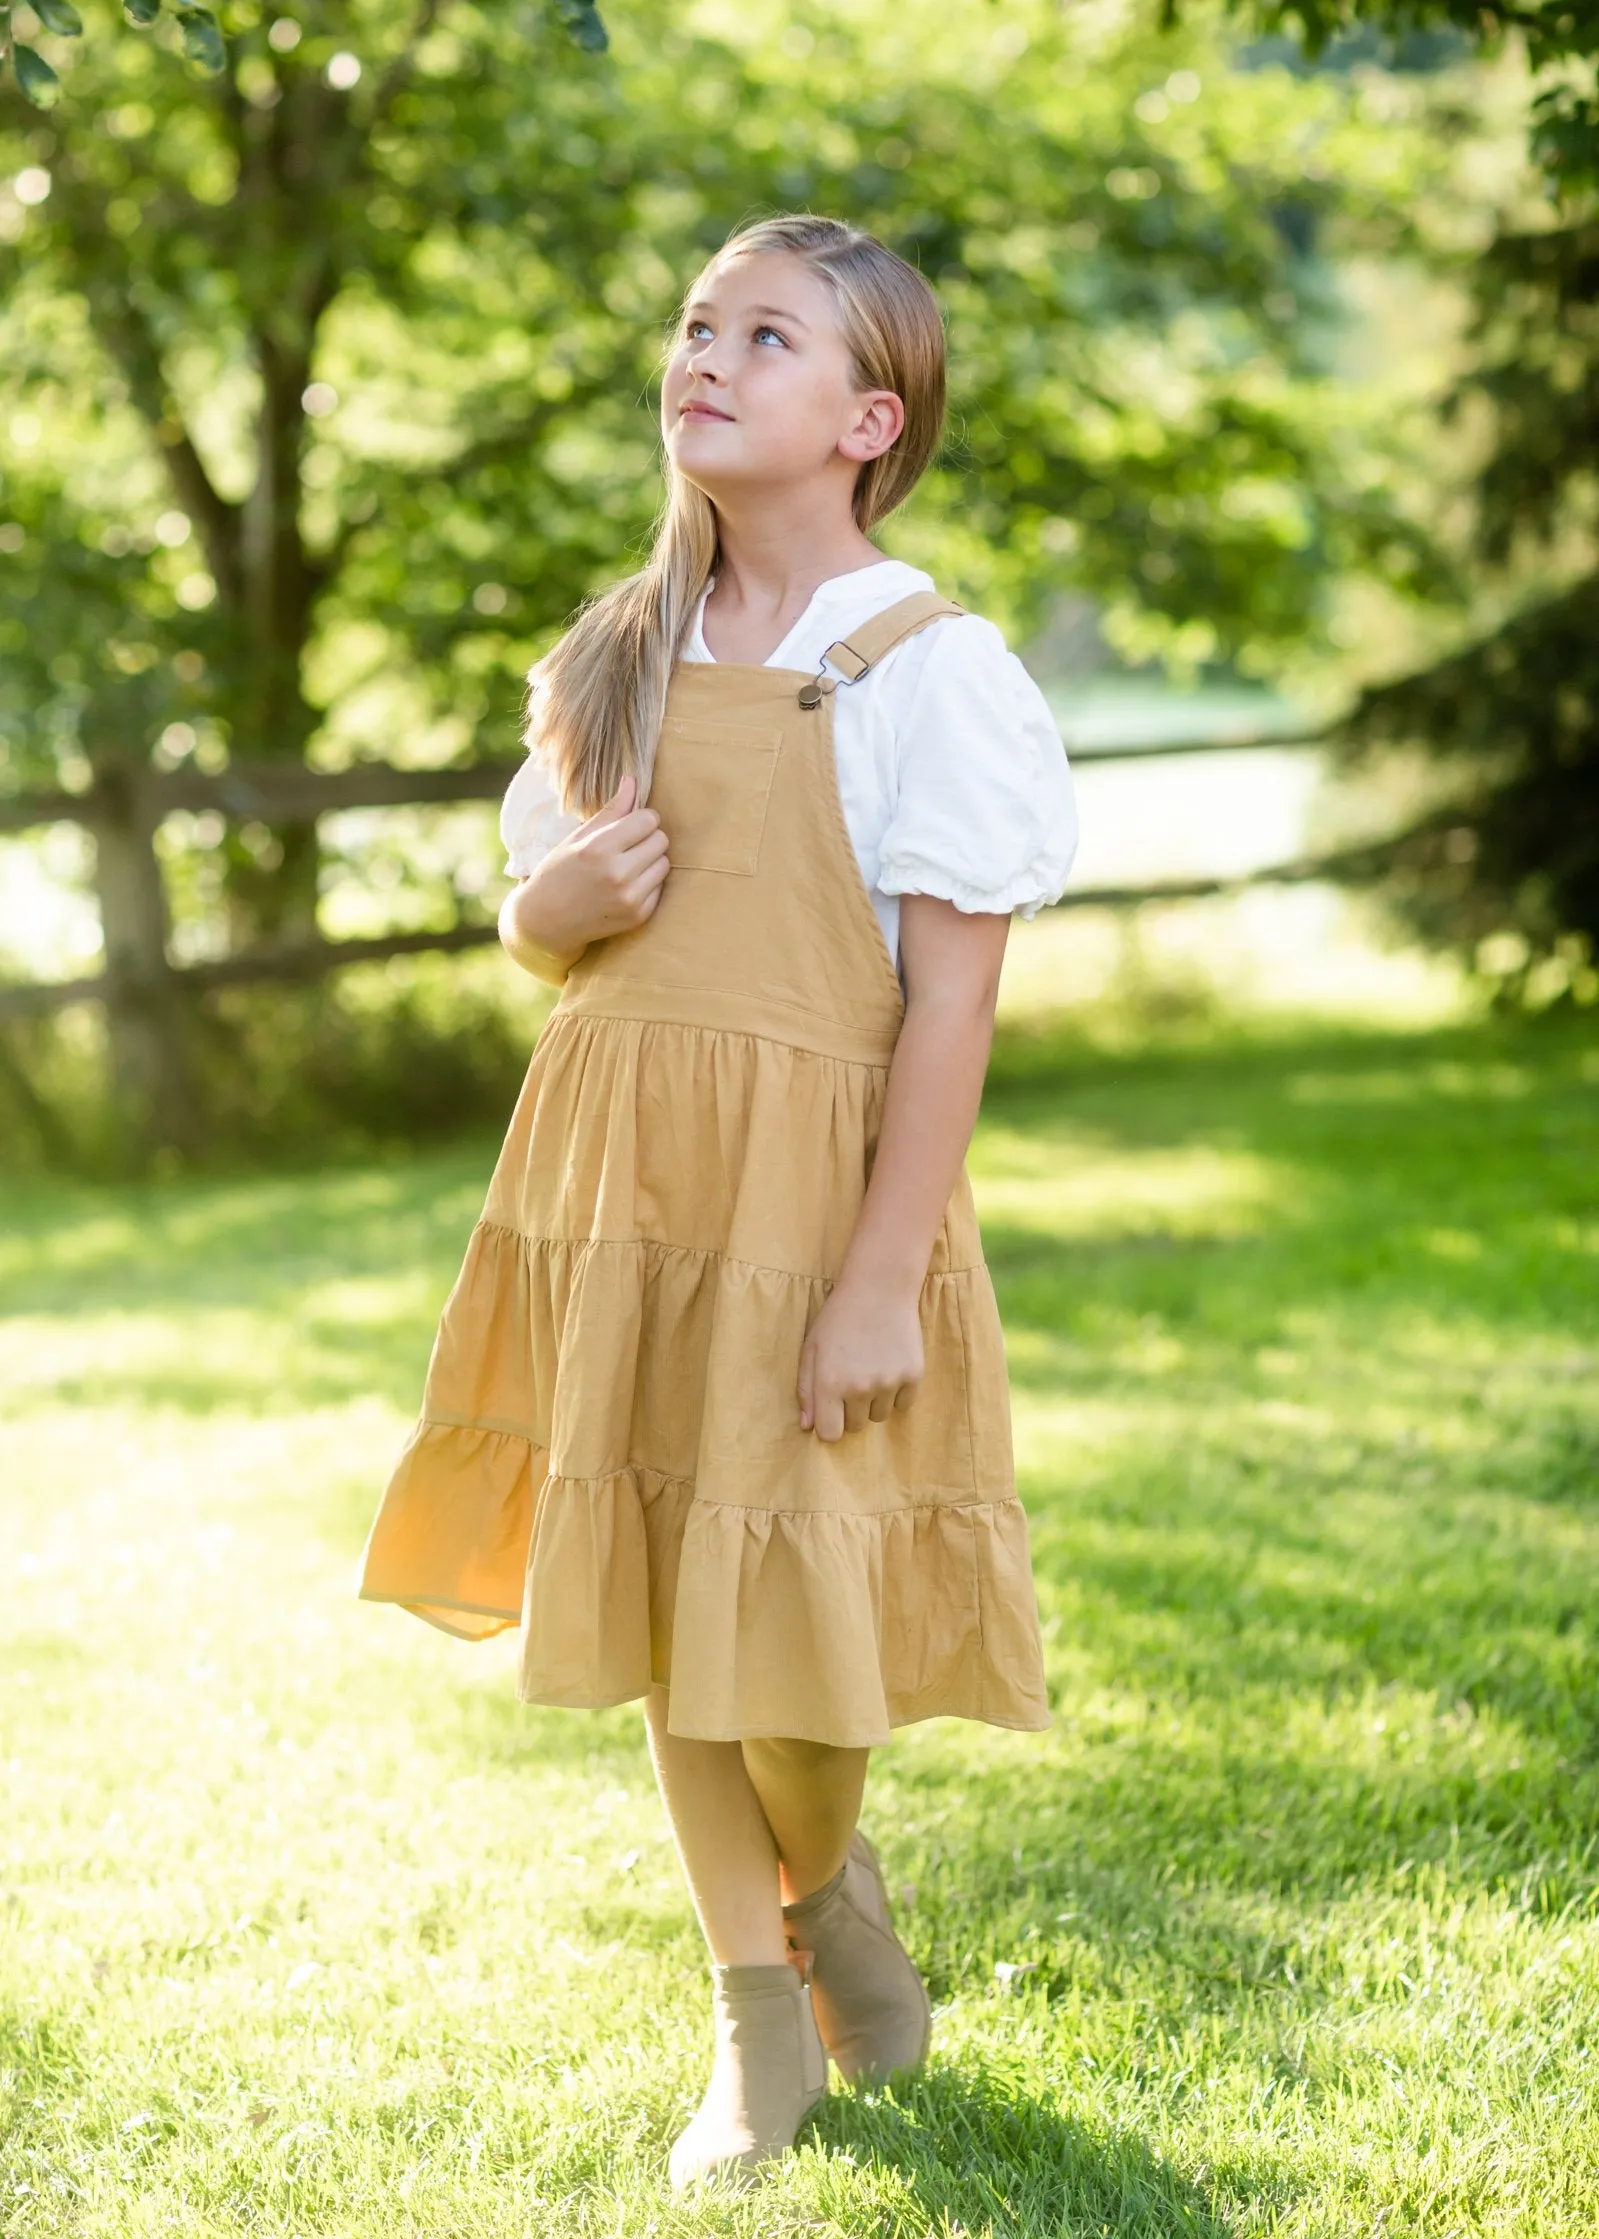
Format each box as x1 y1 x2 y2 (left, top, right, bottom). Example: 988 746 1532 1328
680 402 733 422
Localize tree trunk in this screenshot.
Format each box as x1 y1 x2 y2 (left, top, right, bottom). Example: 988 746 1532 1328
222 323 325 946
93 763 199 1165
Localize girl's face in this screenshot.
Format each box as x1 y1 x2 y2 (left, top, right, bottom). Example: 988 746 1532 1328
661 250 904 508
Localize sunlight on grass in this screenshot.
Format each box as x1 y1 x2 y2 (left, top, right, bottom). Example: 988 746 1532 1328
2 1003 1597 2235
972 1134 1298 1244
994 888 1473 1035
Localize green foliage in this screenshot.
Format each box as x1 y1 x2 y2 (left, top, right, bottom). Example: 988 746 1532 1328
173 2 223 71
1345 577 1599 988
0 473 220 794
0 952 549 1176
184 956 547 1161
1330 176 1599 968
3 0 83 106
2 0 1435 808
11 39 63 101
3 0 607 103
1222 0 1599 193
552 0 607 53
1212 0 1599 965
31 0 85 39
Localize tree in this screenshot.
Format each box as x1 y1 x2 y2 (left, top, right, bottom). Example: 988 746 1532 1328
2 0 1436 1143
1227 0 1599 991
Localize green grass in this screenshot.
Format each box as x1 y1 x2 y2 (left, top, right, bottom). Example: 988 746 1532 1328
2 1010 1597 2236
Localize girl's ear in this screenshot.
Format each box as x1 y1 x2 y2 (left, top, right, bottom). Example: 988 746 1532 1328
840 390 906 465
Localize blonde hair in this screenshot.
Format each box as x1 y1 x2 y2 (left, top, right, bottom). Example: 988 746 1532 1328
528 214 947 817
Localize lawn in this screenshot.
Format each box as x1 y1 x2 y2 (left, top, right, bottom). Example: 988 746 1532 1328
2 1007 1597 2236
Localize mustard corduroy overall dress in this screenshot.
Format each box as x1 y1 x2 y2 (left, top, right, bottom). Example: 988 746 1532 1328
357 591 1053 1747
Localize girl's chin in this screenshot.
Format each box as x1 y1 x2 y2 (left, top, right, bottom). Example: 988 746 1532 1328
664 438 750 501
667 423 741 462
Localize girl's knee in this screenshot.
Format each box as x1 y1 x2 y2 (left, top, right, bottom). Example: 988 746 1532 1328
744 1734 859 1772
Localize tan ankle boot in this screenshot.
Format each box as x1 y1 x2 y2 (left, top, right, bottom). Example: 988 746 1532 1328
667 1957 828 2191
782 1829 932 2085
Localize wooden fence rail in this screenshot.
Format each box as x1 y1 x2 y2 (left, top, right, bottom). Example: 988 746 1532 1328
0 726 1345 1036
3 722 1410 1157
0 756 526 837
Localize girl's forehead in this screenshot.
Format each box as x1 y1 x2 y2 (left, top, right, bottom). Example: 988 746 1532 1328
687 250 837 323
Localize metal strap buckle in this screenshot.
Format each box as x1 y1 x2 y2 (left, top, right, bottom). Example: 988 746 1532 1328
797 628 876 708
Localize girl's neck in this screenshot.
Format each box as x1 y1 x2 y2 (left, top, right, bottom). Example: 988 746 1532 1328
701 506 886 665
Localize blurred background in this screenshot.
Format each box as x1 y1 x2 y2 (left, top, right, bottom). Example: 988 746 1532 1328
1 0 1595 1169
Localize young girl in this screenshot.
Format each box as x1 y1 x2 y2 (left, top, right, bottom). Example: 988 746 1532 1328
357 212 1078 2191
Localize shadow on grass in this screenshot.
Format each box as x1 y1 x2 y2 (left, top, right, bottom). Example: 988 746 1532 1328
981 1012 1598 1358
806 2063 1246 2237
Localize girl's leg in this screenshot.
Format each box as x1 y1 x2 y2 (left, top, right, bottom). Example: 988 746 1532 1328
741 1737 870 1905
642 1685 788 1964
746 1739 930 2088
643 1693 881 2186
641 1691 872 1950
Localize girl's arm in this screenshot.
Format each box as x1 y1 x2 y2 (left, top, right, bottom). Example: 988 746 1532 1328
796 894 1008 1439
498 879 590 986
498 772 671 984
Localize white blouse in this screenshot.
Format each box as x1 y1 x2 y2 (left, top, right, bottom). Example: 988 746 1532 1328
500 558 1079 982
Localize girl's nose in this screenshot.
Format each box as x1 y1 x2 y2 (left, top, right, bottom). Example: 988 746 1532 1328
687 338 728 382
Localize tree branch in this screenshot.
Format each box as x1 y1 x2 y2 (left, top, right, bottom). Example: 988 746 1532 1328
306 372 622 592
370 0 445 128
76 269 244 606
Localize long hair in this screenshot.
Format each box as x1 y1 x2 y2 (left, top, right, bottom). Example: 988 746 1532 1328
528 214 947 817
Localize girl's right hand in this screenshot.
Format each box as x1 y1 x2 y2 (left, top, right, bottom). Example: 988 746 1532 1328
503 772 670 967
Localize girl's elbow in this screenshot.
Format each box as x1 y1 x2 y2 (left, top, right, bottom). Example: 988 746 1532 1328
497 885 528 961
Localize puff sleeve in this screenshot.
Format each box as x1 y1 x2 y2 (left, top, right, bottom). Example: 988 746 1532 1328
875 616 1078 919
500 665 583 879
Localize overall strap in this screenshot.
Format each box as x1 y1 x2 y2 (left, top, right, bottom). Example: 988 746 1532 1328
797 592 966 707
822 592 966 679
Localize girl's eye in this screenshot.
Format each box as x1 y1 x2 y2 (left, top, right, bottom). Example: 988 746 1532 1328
680 317 786 347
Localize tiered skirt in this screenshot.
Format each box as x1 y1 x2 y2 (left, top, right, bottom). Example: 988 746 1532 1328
358 1008 1051 1746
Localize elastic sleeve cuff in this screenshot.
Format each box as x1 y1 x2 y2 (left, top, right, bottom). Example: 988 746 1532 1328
875 852 1069 920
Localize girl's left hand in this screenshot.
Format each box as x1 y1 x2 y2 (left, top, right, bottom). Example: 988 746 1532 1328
797 1274 924 1441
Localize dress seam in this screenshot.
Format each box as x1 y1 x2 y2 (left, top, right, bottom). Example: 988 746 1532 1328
472 1217 984 1285
664 1490 1023 1517
410 1420 1021 1515
949 1273 982 1499
544 998 898 1064
950 1274 990 1712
